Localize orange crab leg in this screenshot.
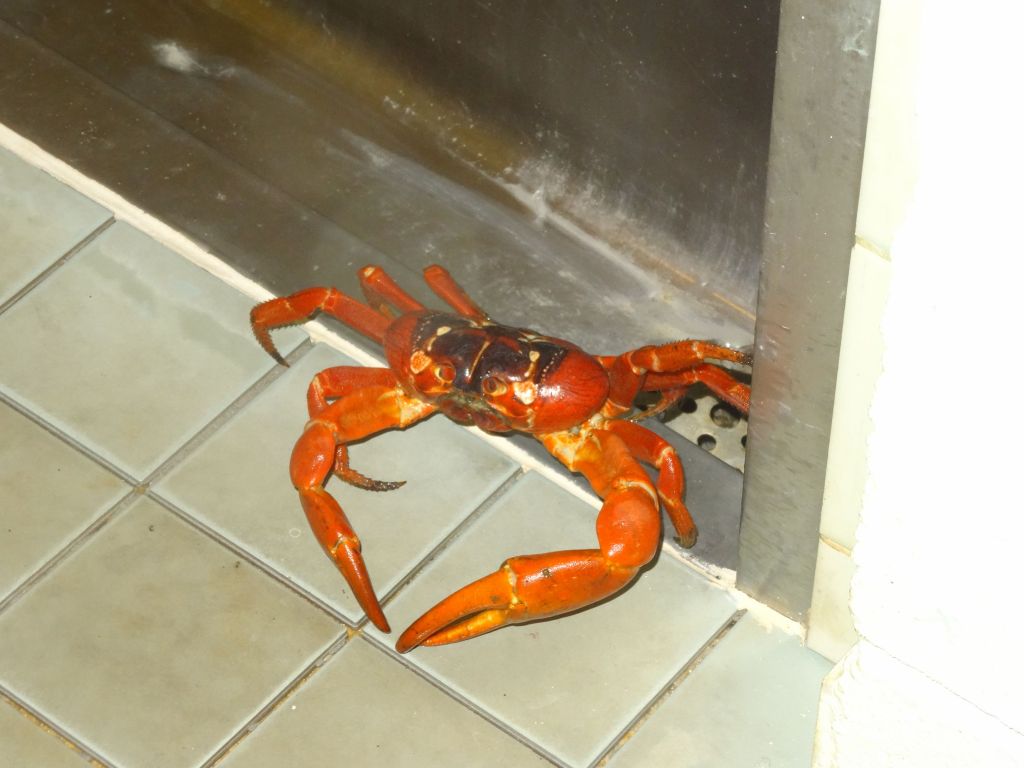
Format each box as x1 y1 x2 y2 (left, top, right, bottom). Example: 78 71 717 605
306 366 407 490
604 420 696 547
423 264 489 321
605 340 751 413
250 287 390 365
291 385 436 631
644 364 751 414
395 428 660 652
306 366 398 416
358 265 426 317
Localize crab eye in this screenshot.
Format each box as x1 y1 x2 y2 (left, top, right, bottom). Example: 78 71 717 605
482 376 507 396
434 363 456 383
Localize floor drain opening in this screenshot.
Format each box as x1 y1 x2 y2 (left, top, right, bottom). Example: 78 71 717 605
678 397 698 414
710 403 741 428
697 434 717 451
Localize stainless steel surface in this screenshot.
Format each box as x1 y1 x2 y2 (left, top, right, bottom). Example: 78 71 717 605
0 0 756 353
664 394 749 473
211 0 780 310
0 19 395 303
738 0 880 621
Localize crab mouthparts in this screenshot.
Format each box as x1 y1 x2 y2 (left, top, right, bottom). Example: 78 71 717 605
439 397 509 433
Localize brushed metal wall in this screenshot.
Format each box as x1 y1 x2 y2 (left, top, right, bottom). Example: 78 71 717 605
740 0 879 622
271 0 781 310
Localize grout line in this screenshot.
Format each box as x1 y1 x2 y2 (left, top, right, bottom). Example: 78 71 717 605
198 632 352 768
373 468 525 619
358 633 567 768
0 340 316 616
148 404 526 763
591 609 747 767
0 390 139 488
176 467 528 762
0 684 119 768
0 489 140 617
0 339 313 616
0 215 115 319
147 490 354 628
139 337 313 488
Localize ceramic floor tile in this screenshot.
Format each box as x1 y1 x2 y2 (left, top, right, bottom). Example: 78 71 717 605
0 401 127 600
608 614 831 768
0 221 303 478
0 147 110 305
156 343 518 624
366 471 739 767
219 637 550 767
0 496 342 768
0 696 94 768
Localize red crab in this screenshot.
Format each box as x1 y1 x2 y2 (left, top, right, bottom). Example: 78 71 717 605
251 265 750 652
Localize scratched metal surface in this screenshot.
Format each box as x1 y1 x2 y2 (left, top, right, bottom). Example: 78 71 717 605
240 0 781 311
0 0 762 356
739 0 880 621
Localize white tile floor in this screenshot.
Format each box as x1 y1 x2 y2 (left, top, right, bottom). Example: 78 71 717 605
0 145 831 767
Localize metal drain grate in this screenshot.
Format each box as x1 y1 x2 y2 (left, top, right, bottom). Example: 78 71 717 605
660 392 748 472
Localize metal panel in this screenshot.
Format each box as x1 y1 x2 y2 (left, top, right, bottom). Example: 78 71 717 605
208 0 780 310
0 19 396 302
738 0 880 620
0 1 757 354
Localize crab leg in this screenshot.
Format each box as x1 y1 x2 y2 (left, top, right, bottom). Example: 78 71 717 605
358 265 426 317
643 365 751 414
605 340 751 414
395 428 660 652
306 366 407 490
604 420 696 547
422 264 489 321
250 287 390 365
306 366 397 416
292 385 436 632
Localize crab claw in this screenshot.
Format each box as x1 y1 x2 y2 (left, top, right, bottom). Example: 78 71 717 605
395 550 636 653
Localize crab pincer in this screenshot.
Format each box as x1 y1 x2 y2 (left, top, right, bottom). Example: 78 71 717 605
396 428 662 652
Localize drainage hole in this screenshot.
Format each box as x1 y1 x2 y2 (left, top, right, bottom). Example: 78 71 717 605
710 403 741 428
741 434 747 448
697 434 717 451
679 397 698 414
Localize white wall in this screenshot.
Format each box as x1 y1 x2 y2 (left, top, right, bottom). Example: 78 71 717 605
812 2 1024 765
